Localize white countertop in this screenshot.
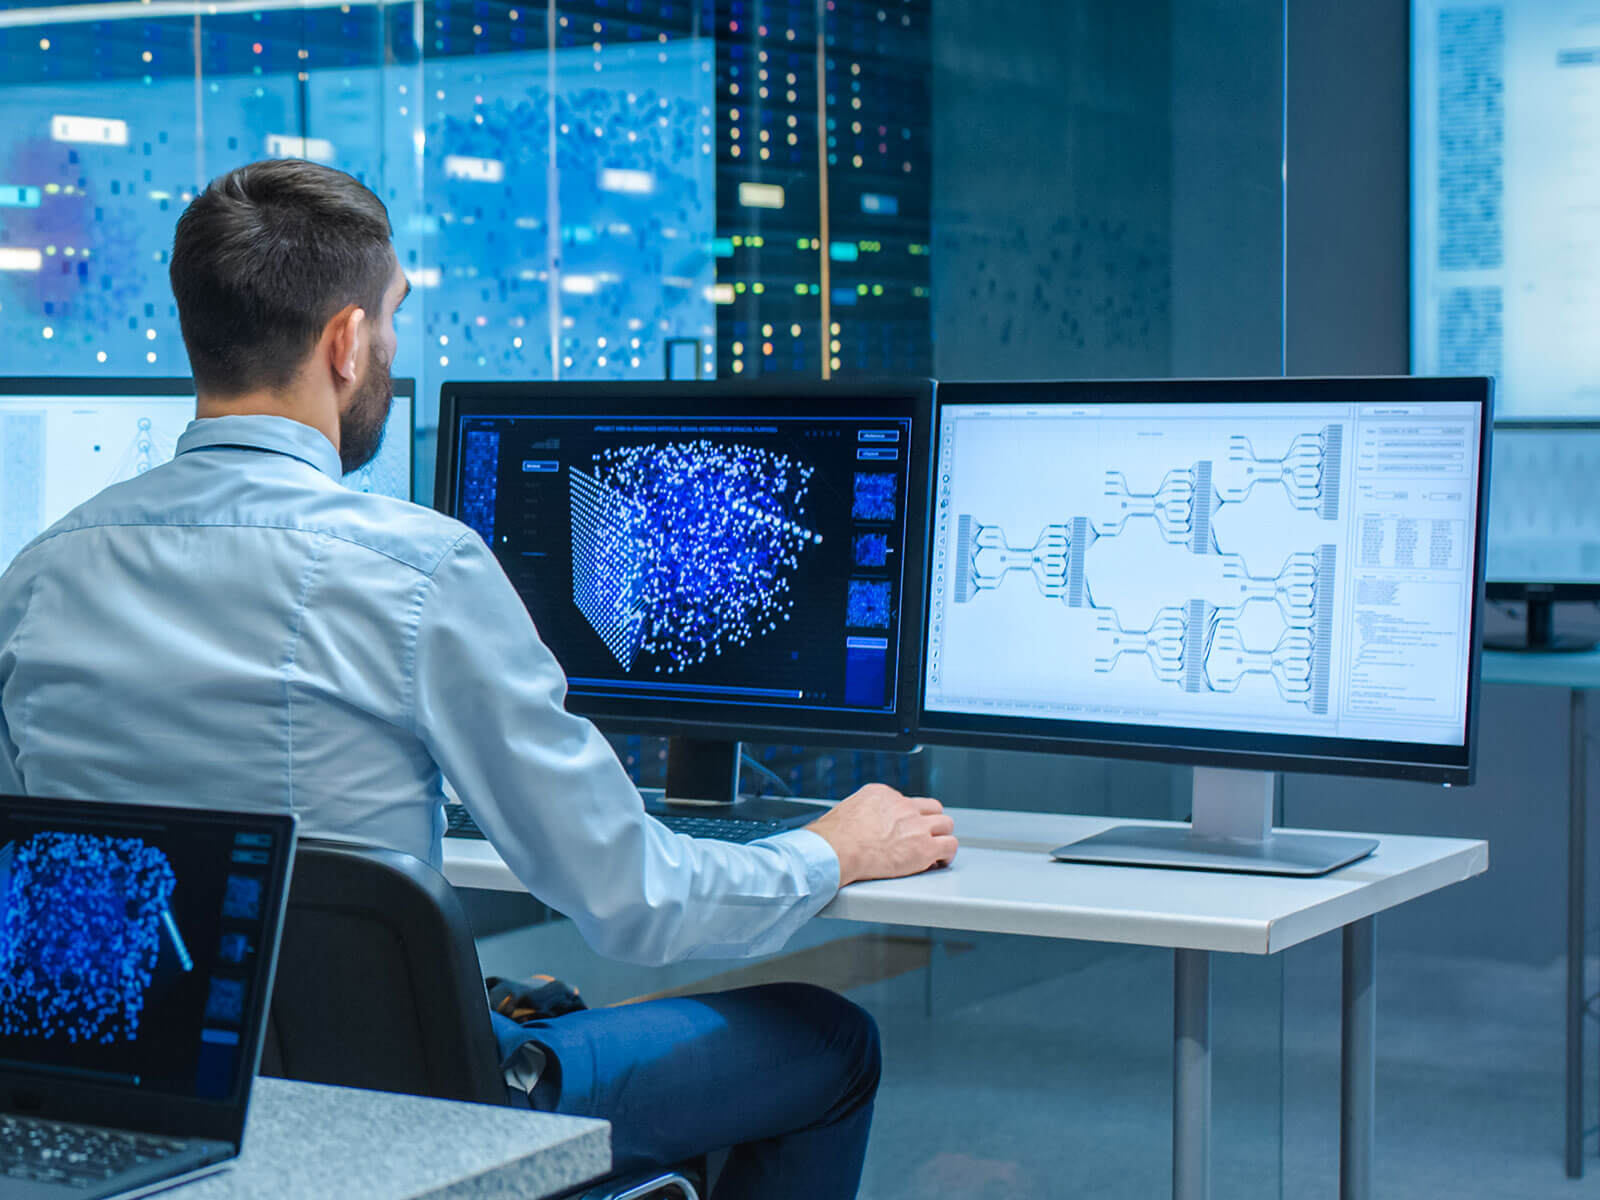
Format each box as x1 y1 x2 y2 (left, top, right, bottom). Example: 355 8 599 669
175 1077 609 1200
444 805 1487 957
819 808 1486 955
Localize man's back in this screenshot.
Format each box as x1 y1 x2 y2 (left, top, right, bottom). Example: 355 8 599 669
1 157 952 977
0 414 466 863
0 410 853 965
17 151 956 1200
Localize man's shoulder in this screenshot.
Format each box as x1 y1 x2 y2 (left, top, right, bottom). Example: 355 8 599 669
17 462 478 581
313 491 476 577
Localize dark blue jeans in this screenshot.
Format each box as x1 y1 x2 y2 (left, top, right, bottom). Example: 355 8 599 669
492 982 880 1200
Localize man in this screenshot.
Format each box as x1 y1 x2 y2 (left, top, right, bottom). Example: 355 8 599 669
0 160 957 1198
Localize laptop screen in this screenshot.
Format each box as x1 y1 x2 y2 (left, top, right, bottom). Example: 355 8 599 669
0 799 294 1106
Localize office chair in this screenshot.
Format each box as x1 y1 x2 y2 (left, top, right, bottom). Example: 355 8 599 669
262 838 701 1200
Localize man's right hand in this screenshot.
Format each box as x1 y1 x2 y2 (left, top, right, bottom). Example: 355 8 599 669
805 783 957 886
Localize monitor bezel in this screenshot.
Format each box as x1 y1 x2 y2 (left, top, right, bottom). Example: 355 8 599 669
391 376 418 500
0 375 197 399
1484 419 1600 600
914 376 1494 785
435 378 934 750
0 795 297 1150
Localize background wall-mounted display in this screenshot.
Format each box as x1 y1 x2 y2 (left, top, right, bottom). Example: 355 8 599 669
1412 0 1600 417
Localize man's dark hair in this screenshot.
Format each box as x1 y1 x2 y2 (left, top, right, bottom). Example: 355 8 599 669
170 159 394 396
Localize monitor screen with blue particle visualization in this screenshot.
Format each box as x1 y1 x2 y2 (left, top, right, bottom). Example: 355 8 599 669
919 378 1492 783
435 381 931 746
0 378 417 573
0 795 294 1108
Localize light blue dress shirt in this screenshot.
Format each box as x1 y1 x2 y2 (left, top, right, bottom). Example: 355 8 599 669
0 414 839 965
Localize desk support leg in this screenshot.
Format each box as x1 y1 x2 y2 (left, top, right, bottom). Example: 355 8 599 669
1341 917 1376 1200
1174 948 1211 1200
1570 688 1588 1179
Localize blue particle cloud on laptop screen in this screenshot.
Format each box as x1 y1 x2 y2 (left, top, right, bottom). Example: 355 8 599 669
0 811 288 1100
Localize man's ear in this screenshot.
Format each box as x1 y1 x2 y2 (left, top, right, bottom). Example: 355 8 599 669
327 304 367 385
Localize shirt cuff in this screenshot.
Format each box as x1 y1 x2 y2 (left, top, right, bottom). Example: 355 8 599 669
490 1009 548 1097
770 826 841 899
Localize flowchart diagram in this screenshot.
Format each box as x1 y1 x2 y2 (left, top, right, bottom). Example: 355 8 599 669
943 422 1344 715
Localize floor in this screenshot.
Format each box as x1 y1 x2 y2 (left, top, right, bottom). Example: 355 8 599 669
1278 942 1586 1200
473 904 1596 1198
861 938 1588 1199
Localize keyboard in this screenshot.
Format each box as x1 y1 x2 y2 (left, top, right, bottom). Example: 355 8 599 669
444 804 797 845
444 803 485 839
649 813 799 843
0 1114 190 1188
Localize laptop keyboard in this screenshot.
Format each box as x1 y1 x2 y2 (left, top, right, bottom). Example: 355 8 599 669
0 1114 191 1188
444 804 794 845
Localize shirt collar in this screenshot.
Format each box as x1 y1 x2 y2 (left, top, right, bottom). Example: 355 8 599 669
175 414 344 481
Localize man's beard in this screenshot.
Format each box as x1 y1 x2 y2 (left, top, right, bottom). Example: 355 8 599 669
339 340 394 475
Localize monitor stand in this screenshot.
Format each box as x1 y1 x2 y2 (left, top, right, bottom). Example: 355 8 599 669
1051 767 1379 877
1484 594 1599 654
642 737 828 824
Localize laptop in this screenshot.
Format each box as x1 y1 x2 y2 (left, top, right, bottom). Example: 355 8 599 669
0 795 296 1199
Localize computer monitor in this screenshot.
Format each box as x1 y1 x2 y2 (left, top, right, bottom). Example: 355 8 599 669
341 383 417 503
0 794 295 1138
0 378 418 572
920 377 1492 875
434 380 932 804
1484 420 1600 653
0 378 195 569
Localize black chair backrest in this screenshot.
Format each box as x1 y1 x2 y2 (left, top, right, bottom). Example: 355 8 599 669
261 837 510 1107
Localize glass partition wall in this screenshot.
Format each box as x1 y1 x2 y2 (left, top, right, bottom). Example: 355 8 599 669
902 3 1287 1196
0 0 932 490
1 2 1287 1194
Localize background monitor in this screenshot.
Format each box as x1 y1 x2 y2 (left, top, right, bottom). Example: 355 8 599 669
919 378 1492 789
340 383 416 503
434 380 932 801
1483 420 1600 653
0 378 418 572
0 377 195 569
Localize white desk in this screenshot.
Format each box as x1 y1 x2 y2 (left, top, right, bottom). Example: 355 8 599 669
1482 649 1600 1178
443 807 1487 1200
178 1077 609 1199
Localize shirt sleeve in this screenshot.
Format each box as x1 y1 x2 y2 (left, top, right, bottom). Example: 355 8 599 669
411 531 841 966
0 575 25 796
0 695 20 796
